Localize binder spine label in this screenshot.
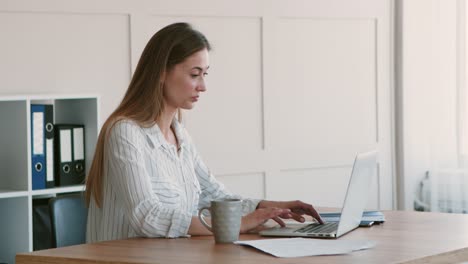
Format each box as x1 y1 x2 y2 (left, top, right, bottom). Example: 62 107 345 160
73 128 84 160
32 112 44 155
60 129 72 163
46 139 54 182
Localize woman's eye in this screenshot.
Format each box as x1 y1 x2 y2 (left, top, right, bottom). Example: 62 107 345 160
191 72 208 78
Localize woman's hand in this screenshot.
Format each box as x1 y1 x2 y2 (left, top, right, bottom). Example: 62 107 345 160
257 200 324 225
240 207 291 233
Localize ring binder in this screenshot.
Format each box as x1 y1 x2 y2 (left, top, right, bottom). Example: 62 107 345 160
31 104 55 190
34 163 42 172
63 164 70 174
45 105 55 188
54 124 85 186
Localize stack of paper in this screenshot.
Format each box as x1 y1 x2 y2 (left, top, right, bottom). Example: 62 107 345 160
235 238 376 258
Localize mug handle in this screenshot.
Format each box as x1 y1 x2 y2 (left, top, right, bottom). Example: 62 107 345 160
198 207 212 232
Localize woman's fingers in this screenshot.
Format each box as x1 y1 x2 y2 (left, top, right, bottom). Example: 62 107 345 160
241 208 290 233
288 212 306 223
289 201 324 224
305 205 324 224
272 216 286 227
244 200 324 234
261 208 289 223
257 200 324 224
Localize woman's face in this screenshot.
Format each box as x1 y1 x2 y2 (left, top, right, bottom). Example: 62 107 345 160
163 48 210 110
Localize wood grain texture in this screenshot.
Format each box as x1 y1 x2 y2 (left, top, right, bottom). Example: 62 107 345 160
16 211 468 264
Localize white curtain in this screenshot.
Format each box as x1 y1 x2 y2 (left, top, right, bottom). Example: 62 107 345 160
460 0 468 166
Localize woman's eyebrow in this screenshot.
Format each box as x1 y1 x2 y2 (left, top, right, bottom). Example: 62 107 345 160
191 66 210 71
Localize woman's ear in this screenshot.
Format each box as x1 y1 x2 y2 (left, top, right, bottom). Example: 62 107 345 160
160 71 166 85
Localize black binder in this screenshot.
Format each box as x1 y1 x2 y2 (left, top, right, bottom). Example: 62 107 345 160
54 124 85 186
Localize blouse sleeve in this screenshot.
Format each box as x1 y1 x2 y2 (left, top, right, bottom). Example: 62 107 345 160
106 121 192 238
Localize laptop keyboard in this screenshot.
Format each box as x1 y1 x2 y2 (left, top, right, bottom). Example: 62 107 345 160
295 222 338 234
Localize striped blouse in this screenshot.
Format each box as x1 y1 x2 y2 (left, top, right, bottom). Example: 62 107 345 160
86 119 260 242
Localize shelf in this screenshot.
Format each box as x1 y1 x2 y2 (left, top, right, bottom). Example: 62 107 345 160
0 197 29 264
31 185 85 196
0 100 29 191
0 189 29 199
0 94 99 263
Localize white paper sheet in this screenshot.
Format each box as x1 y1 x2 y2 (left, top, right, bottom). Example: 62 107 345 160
234 238 376 258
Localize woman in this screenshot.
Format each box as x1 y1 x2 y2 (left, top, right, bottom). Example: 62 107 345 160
85 22 322 242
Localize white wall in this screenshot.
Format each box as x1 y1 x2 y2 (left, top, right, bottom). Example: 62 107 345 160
397 0 461 210
0 12 131 122
0 0 395 210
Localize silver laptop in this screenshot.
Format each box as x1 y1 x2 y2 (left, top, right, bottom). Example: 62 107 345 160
260 150 377 239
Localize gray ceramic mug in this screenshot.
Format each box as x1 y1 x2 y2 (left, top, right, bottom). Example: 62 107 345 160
198 199 242 243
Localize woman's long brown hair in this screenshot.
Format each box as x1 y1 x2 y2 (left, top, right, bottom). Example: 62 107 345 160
85 23 211 207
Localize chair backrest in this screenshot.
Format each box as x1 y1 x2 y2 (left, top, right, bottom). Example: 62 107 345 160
49 193 88 248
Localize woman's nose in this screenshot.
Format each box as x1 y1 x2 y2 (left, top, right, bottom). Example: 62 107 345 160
197 80 207 92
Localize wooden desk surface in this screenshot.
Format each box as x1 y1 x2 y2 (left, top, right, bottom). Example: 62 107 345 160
16 210 468 264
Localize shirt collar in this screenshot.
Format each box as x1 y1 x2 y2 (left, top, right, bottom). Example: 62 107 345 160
171 118 186 147
143 119 186 150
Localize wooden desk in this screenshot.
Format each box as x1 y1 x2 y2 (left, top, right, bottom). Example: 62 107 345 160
16 210 468 264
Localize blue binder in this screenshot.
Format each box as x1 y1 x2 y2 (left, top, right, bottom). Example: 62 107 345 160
31 104 55 190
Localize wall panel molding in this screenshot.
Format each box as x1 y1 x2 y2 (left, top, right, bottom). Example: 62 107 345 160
0 0 394 209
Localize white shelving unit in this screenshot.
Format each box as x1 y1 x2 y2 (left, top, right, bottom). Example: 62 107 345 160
0 94 99 264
